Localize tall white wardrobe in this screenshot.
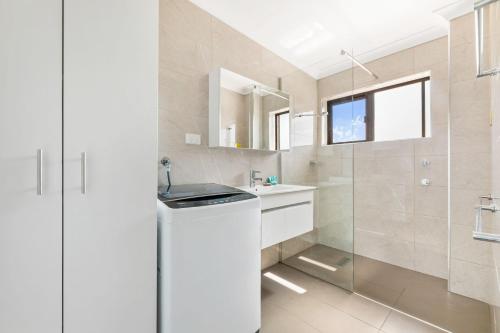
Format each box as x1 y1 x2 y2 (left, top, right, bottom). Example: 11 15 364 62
0 0 158 332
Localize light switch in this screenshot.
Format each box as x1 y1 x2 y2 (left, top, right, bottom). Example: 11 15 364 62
185 133 201 145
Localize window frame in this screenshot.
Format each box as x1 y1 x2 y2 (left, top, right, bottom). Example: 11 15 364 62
274 110 290 150
326 93 373 145
326 77 430 145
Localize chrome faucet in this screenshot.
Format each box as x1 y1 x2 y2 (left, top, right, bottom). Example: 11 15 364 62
250 169 262 188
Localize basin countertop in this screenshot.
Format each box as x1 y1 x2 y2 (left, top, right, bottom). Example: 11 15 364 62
237 184 317 196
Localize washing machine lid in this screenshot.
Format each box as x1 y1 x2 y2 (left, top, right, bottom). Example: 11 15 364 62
158 183 256 209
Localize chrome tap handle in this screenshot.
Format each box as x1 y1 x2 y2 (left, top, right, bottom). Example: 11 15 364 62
250 169 262 187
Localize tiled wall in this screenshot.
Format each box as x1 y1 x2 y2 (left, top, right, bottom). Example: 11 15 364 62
160 0 500 305
159 0 318 268
159 0 316 186
317 37 449 279
449 12 500 306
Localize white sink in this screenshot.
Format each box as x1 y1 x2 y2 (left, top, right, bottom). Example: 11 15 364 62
238 184 316 196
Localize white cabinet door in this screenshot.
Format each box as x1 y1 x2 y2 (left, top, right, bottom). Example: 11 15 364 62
0 1 62 332
63 1 158 332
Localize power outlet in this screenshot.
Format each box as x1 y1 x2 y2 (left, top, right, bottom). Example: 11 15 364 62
185 133 201 145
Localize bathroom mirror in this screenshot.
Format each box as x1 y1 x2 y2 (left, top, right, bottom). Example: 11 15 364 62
475 0 500 77
209 68 291 151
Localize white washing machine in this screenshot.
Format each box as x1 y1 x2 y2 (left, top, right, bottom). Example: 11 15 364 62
157 183 261 333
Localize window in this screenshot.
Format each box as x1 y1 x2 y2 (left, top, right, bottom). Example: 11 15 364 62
327 95 371 144
275 111 290 150
326 77 430 145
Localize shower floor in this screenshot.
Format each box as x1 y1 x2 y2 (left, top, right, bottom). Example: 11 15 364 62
281 244 492 333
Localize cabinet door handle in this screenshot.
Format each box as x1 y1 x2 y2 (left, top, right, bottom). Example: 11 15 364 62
37 149 43 195
81 152 87 194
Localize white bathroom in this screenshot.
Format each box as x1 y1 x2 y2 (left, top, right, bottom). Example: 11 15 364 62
2 1 500 333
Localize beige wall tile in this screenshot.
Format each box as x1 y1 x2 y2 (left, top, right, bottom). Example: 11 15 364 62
449 11 500 304
414 215 448 252
353 140 415 159
450 14 475 47
451 189 491 228
414 124 448 156
262 245 280 270
451 224 496 266
414 37 448 71
159 0 317 188
282 231 317 260
451 152 491 190
450 258 500 306
355 156 414 186
159 69 209 116
161 0 212 44
354 229 415 271
281 146 317 185
450 41 477 83
414 243 448 279
414 185 448 218
355 182 414 214
414 154 448 187
355 207 414 243
450 115 491 154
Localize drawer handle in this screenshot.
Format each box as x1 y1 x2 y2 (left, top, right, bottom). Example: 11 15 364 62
262 201 311 213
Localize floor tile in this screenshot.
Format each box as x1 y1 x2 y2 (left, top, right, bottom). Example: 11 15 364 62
282 244 354 290
280 245 492 333
261 301 321 333
354 276 402 307
264 263 391 328
281 295 380 333
381 311 445 333
308 284 391 328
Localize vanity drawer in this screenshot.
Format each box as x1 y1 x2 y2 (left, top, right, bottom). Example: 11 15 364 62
261 201 313 249
261 190 313 210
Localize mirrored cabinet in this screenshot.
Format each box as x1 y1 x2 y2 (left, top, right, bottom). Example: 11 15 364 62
209 68 291 151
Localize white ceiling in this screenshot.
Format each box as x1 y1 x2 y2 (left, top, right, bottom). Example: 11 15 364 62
189 0 473 79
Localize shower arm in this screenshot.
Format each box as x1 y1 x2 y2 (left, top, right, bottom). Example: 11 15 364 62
340 49 379 80
294 111 328 118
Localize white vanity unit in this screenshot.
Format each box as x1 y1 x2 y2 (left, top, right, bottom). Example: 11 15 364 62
240 185 316 249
